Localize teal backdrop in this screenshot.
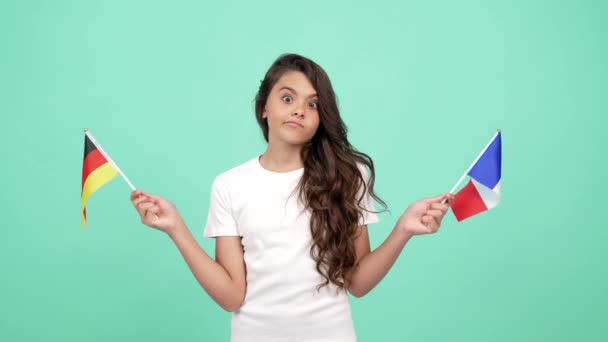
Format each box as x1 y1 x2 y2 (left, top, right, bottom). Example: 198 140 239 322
1 0 606 341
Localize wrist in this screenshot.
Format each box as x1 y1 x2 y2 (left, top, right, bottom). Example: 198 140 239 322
167 218 189 241
392 225 415 244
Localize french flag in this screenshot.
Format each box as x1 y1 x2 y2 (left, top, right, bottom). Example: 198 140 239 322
451 132 502 221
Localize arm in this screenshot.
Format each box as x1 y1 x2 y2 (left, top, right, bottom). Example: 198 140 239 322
347 225 412 298
131 190 246 312
169 225 246 312
347 193 454 297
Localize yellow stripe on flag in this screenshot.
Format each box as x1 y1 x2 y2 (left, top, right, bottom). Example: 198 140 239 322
81 163 118 228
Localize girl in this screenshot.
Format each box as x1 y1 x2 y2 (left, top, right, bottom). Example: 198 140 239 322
131 53 454 342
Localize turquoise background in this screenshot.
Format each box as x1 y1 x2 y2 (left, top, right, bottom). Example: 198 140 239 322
1 0 606 341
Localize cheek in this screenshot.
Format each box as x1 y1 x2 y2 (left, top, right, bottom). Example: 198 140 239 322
266 112 283 135
312 113 321 130
308 116 321 136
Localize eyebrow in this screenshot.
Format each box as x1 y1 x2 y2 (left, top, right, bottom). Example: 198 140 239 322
278 86 318 98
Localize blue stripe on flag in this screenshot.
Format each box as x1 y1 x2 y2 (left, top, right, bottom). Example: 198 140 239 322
467 132 501 189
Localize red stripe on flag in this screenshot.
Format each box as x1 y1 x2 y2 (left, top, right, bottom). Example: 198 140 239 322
82 149 109 187
451 180 488 222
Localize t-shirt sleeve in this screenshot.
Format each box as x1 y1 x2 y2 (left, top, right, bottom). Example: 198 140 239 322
203 177 240 237
358 165 380 226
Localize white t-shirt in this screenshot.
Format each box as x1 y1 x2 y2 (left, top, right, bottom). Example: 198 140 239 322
204 157 379 342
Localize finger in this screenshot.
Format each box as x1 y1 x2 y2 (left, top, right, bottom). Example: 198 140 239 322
429 209 448 228
137 202 156 213
131 195 150 206
146 194 164 204
144 205 160 221
430 203 449 211
421 215 439 231
136 194 158 207
147 205 160 215
133 195 153 208
130 190 149 201
440 193 455 205
134 193 159 205
429 211 447 226
130 190 141 200
427 193 452 204
426 209 443 218
426 210 445 228
143 205 162 224
137 204 158 220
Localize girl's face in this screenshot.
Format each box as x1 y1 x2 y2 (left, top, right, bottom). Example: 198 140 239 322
263 71 320 147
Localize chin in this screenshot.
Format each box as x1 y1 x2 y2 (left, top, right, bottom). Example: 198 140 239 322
284 138 310 147
279 132 313 146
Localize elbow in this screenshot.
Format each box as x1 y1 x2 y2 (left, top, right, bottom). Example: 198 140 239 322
219 292 246 312
222 303 241 313
349 291 368 299
347 286 370 298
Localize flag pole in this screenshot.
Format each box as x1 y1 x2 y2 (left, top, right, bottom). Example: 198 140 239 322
84 128 136 191
442 129 501 203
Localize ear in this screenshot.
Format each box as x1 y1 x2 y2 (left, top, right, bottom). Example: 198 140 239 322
262 108 267 119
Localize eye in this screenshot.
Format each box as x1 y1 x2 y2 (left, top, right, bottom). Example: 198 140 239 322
282 95 293 103
308 102 318 109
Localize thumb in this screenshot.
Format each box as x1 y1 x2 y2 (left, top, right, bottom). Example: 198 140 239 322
145 194 173 212
427 193 452 204
146 193 165 205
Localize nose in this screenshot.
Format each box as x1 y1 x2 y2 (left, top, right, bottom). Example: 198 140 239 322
292 101 306 118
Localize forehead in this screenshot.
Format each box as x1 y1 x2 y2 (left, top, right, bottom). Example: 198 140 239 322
273 71 317 96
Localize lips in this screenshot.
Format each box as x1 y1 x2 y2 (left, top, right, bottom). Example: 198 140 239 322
285 121 303 128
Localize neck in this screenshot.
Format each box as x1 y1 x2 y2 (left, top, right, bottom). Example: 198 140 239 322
260 141 304 173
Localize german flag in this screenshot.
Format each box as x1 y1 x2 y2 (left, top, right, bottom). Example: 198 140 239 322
81 132 119 228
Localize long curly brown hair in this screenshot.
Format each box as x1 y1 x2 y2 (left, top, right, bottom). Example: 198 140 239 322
255 54 386 291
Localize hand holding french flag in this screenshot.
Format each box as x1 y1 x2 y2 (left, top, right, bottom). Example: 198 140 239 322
449 130 502 221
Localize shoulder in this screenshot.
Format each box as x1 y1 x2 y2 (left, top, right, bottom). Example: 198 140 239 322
212 157 259 188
